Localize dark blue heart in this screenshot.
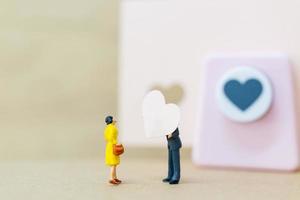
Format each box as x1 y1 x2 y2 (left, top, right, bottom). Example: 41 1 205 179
224 79 263 111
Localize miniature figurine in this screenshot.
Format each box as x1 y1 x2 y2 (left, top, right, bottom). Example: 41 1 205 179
104 116 122 185
163 127 182 184
142 90 182 184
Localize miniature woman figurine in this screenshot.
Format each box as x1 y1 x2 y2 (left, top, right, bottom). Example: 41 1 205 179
104 116 122 185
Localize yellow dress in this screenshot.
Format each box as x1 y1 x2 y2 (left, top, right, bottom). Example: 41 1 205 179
104 124 120 166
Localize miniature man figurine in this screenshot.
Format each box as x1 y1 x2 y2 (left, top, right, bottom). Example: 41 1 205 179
163 127 182 184
104 116 122 185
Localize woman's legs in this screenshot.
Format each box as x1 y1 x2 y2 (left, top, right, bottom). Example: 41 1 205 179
110 165 117 180
109 165 121 184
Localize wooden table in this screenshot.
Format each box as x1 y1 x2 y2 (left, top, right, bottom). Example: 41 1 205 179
1 148 299 200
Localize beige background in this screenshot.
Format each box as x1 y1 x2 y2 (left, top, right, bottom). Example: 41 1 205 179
0 0 118 160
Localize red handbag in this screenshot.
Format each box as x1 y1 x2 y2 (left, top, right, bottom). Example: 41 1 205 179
113 144 124 156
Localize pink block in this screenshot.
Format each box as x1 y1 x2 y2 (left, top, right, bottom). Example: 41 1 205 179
193 53 300 171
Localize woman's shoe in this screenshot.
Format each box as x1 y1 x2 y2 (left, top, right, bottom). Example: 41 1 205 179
114 178 122 183
109 179 120 185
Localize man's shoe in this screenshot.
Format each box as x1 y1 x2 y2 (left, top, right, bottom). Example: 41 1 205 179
169 179 179 184
162 178 171 183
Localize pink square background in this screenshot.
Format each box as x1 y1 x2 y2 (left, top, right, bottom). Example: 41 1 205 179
193 53 300 171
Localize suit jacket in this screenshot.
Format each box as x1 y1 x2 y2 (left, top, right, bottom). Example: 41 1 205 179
167 128 182 150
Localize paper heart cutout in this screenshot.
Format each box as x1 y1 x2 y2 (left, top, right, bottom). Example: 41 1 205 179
142 90 180 138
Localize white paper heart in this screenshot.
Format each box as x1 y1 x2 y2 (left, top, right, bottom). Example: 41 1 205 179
142 90 180 138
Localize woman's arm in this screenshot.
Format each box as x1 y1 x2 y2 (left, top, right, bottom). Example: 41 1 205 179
111 128 118 145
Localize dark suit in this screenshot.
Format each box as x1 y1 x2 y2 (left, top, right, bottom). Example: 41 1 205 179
166 128 182 182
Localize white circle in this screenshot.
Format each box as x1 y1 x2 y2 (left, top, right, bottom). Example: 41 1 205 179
216 66 273 123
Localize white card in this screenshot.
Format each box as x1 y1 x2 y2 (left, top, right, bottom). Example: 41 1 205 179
142 90 180 138
119 0 300 146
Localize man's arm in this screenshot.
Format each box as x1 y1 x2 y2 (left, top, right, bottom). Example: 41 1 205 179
172 128 179 137
167 128 179 139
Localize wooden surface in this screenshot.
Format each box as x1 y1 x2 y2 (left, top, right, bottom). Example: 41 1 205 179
1 149 300 200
